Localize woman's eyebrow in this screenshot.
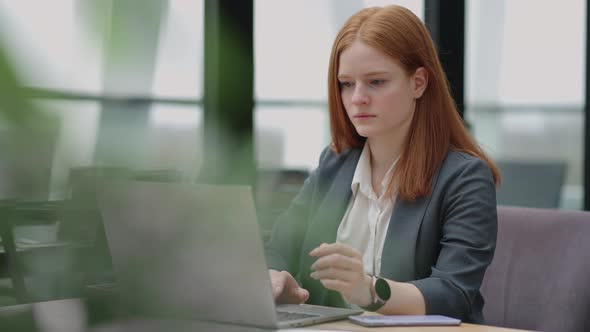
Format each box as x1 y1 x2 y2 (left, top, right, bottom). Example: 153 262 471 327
363 71 390 76
337 71 390 80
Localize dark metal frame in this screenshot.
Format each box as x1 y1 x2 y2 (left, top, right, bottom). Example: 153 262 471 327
584 0 590 210
424 0 466 119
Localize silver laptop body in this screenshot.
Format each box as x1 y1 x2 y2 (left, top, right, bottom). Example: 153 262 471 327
97 181 362 329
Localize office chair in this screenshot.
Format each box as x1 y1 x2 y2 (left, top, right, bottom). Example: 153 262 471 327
0 167 187 305
59 167 187 286
0 200 70 303
0 126 59 304
481 206 590 332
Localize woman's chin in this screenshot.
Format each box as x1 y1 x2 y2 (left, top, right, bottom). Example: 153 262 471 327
354 128 379 138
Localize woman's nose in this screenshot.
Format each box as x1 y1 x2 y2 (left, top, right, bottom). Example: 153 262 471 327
351 85 370 105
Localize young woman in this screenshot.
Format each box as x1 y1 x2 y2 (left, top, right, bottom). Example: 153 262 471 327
265 5 500 323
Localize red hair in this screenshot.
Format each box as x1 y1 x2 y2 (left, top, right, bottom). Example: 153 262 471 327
328 6 500 201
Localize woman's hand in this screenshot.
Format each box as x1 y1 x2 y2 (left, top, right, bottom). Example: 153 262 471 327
309 243 373 306
269 269 309 304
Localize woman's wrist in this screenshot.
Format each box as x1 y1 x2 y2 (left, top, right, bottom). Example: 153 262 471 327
349 274 375 307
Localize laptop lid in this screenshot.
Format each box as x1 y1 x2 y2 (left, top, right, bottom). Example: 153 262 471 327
97 181 280 328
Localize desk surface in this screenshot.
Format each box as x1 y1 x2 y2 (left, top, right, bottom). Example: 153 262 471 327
315 318 531 331
0 299 532 332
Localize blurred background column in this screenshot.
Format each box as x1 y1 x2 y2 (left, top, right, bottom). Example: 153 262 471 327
201 0 255 185
94 0 167 168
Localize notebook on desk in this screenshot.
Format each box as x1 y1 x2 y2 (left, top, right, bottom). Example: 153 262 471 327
97 181 362 329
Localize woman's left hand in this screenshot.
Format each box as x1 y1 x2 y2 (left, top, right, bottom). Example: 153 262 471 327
309 242 373 306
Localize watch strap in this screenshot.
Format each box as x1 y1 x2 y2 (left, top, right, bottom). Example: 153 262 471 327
359 276 387 312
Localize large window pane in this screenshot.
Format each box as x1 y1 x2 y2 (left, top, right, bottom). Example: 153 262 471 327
0 0 204 99
466 1 584 105
466 0 586 209
147 103 203 176
38 100 101 198
255 0 423 172
468 109 583 209
151 0 204 99
255 105 329 170
92 102 203 175
255 0 423 101
0 0 106 93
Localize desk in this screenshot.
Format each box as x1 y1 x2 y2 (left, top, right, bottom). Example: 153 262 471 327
0 299 532 332
315 317 531 331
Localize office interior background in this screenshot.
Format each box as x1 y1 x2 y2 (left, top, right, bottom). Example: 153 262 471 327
0 0 586 209
0 0 587 306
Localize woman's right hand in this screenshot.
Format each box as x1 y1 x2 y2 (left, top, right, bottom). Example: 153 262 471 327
269 269 309 304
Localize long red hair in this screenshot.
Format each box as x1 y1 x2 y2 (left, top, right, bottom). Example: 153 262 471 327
328 5 500 201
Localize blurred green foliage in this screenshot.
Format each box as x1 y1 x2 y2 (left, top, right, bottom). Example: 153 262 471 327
0 42 55 129
0 1 262 330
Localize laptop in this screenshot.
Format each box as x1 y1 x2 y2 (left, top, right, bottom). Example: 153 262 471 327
96 181 362 329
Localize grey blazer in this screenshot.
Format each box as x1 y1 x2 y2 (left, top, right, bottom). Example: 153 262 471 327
265 146 497 323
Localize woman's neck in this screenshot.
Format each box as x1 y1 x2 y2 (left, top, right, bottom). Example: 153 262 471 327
367 137 403 173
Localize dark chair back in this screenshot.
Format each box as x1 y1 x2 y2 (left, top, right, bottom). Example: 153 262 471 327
0 199 65 303
0 128 57 201
481 206 590 332
59 167 184 243
59 167 186 283
495 160 566 208
255 169 309 241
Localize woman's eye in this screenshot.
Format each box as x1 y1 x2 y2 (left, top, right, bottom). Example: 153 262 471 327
370 79 385 86
339 81 353 88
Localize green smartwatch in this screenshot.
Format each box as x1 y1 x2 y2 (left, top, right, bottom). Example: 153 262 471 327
360 276 391 312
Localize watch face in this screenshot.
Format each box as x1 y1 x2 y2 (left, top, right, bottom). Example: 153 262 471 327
375 278 391 301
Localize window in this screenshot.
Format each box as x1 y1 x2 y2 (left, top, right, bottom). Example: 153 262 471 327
255 0 423 170
466 0 586 209
0 0 204 197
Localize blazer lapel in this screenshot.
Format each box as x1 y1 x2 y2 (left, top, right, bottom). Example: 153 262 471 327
301 148 361 256
299 148 361 306
379 198 428 281
380 169 441 281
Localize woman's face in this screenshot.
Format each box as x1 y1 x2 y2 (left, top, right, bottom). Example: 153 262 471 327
338 40 426 141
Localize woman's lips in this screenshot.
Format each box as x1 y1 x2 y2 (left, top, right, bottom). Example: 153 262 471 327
354 113 376 119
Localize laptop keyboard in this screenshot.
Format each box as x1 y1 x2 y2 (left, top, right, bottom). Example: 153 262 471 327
276 310 320 322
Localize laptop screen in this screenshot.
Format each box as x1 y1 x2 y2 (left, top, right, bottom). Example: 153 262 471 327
97 181 278 327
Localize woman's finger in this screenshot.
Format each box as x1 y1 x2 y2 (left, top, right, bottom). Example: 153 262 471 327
318 278 353 293
271 276 285 299
310 253 362 272
310 267 359 283
309 242 361 259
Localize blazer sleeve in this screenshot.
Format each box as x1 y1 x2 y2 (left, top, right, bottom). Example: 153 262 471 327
264 147 329 274
408 157 498 319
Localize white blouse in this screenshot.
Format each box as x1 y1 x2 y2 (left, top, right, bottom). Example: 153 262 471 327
336 142 399 276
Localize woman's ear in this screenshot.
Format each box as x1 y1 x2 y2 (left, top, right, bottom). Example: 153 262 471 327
412 67 428 98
